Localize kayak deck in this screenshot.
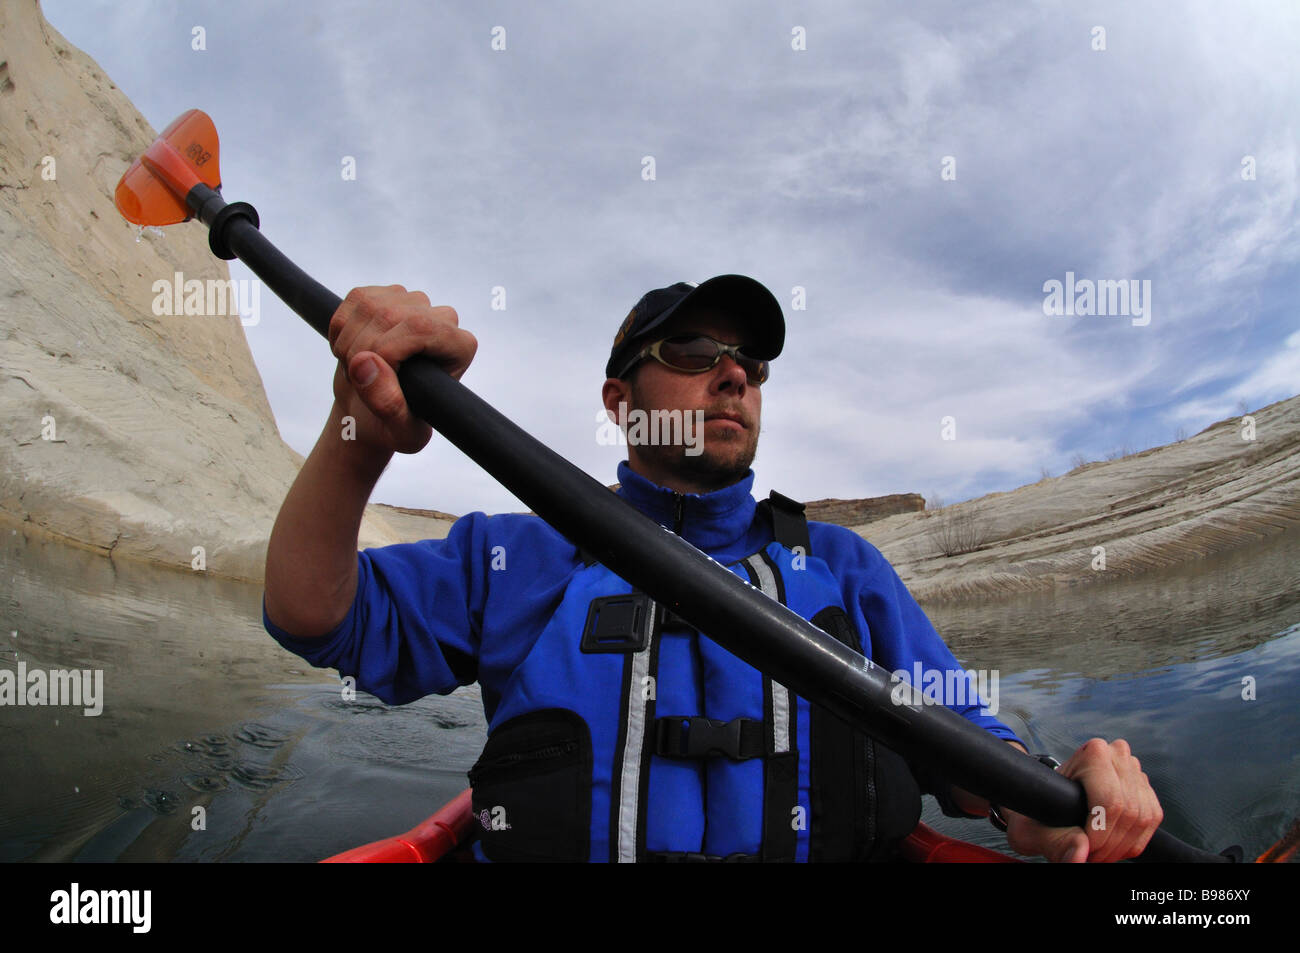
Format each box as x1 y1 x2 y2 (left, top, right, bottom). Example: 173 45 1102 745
321 789 1020 863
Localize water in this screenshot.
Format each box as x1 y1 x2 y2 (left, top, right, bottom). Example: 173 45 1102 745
0 525 486 862
921 527 1300 860
1 521 1297 862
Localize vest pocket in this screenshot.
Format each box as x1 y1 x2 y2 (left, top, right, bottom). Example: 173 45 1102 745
468 709 592 862
861 738 922 862
809 605 922 862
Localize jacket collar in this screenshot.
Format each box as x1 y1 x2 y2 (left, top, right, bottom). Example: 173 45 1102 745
614 460 758 553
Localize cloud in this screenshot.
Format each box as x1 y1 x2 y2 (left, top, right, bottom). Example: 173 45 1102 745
42 0 1300 514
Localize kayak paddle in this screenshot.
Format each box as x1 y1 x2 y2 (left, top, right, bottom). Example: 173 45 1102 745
116 109 1242 863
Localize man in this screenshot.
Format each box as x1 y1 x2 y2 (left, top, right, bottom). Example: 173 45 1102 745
263 275 1162 862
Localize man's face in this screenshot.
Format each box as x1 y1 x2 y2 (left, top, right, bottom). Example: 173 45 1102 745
602 306 763 494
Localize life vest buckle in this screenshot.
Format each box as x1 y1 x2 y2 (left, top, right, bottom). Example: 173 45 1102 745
653 715 766 760
579 592 655 654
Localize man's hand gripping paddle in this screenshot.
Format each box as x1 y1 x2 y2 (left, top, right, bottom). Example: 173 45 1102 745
117 109 1269 863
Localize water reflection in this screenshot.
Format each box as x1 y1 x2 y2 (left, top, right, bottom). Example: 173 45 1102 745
0 525 487 861
922 528 1300 860
2 520 1297 862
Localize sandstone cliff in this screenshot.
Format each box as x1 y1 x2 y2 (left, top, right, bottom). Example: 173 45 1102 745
806 493 925 526
0 0 429 580
866 395 1300 603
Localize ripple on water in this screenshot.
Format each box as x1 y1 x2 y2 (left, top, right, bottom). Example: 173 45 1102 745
427 715 471 730
172 726 303 791
230 762 305 791
182 773 228 793
142 788 179 815
234 723 290 749
320 696 391 716
175 736 237 773
176 735 230 756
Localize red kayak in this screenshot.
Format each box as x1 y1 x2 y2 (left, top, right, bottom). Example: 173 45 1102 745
321 789 1021 863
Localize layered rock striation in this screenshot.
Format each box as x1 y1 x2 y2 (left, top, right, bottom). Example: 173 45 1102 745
0 0 425 580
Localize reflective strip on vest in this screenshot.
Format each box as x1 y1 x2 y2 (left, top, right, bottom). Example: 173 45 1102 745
742 554 790 754
615 614 655 863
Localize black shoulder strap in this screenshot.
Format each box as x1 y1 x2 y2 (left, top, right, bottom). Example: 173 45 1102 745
760 490 811 557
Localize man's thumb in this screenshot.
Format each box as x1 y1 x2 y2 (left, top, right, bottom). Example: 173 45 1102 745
351 355 380 388
1044 828 1089 864
349 353 407 422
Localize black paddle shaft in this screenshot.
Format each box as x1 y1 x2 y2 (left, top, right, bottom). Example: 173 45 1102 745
190 185 1232 863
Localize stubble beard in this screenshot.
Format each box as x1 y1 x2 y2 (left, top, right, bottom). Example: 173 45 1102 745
626 384 759 492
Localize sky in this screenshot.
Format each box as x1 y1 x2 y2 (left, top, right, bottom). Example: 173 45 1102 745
41 0 1300 517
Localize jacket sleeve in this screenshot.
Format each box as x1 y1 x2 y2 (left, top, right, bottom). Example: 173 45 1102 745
262 513 489 705
813 524 1026 817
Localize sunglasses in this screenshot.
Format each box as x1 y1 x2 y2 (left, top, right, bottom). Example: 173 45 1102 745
620 335 770 384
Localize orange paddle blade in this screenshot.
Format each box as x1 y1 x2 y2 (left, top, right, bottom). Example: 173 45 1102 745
115 108 222 226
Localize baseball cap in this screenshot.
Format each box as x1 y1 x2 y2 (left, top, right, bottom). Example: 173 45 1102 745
605 274 785 379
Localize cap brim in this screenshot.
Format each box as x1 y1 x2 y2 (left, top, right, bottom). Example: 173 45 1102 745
631 274 785 360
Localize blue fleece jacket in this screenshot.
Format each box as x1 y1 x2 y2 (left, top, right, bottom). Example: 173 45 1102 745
265 461 1020 754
